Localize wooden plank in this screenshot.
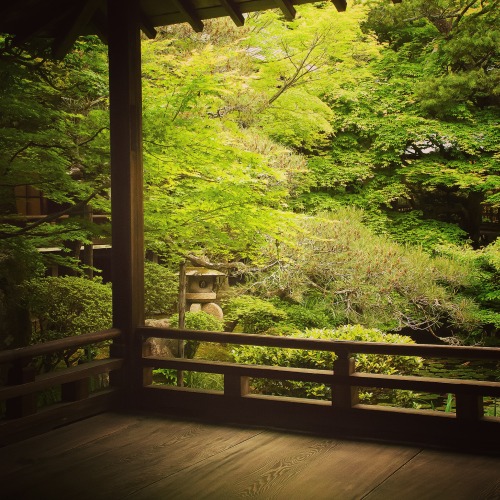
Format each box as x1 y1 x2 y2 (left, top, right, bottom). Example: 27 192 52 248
143 355 333 383
0 390 118 446
143 356 500 396
350 372 500 397
1 412 499 500
364 449 500 500
139 387 500 452
0 412 138 476
0 358 123 401
331 0 347 12
127 430 419 499
0 414 262 499
140 8 157 39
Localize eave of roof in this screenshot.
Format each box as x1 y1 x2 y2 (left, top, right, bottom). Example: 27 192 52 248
0 0 401 58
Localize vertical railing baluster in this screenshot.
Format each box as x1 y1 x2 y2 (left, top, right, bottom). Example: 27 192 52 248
6 358 37 418
332 348 358 409
142 339 153 386
224 374 249 399
455 393 483 421
61 378 90 402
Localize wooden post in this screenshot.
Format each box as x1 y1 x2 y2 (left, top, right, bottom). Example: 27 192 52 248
142 340 153 387
83 204 94 279
61 379 90 402
107 0 145 407
224 375 250 398
177 261 187 387
455 393 484 421
332 349 358 408
6 359 37 418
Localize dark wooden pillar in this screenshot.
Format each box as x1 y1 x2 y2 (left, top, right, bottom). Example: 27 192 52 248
108 0 145 406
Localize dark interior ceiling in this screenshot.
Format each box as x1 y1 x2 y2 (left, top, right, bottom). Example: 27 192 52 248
0 0 401 58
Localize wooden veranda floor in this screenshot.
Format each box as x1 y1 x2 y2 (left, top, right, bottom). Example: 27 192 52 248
1 412 499 500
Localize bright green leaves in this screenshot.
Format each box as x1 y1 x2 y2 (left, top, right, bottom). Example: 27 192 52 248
141 29 301 266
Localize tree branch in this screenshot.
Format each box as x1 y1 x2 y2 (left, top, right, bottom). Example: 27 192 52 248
0 189 103 240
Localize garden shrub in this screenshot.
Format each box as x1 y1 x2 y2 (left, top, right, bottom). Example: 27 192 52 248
21 276 112 371
223 295 288 333
250 209 483 342
270 297 337 330
169 311 224 358
144 260 178 317
231 325 423 406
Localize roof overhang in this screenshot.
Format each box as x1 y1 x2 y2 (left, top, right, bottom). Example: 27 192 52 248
0 0 401 58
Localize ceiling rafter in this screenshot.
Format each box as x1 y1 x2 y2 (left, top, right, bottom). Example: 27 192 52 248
53 0 104 59
219 0 245 27
7 2 69 48
140 9 157 39
170 0 204 32
0 0 407 55
90 7 109 44
274 0 296 21
331 0 347 12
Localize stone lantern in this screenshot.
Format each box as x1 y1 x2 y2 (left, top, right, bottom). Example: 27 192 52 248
185 267 226 320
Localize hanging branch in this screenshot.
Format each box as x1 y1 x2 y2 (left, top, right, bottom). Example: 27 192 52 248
267 32 327 106
0 189 104 239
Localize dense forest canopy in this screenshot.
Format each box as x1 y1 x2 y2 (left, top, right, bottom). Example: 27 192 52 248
0 0 499 349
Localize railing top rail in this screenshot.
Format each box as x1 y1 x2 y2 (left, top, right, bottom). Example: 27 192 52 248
0 328 121 364
138 327 500 361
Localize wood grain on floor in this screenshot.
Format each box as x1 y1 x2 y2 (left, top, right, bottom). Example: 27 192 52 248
1 412 498 500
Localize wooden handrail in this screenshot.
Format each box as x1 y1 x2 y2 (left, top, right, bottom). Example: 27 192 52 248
139 327 500 360
0 358 123 401
0 329 124 440
0 328 122 364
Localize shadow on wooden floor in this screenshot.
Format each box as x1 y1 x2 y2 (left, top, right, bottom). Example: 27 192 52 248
1 412 499 500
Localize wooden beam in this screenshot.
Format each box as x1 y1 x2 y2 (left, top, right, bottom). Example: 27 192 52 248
140 9 157 39
219 0 245 27
275 0 296 21
331 0 347 12
171 0 204 33
107 0 145 406
90 7 109 44
10 8 68 47
53 0 104 59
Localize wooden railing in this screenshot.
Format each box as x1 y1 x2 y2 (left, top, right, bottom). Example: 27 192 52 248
138 327 500 453
0 328 122 446
1 325 498 451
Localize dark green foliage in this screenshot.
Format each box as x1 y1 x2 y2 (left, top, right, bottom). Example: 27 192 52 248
21 276 112 371
291 0 500 251
435 241 500 339
0 238 44 350
0 35 110 264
